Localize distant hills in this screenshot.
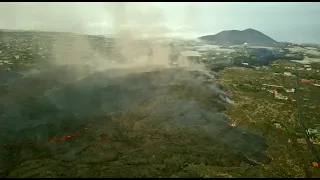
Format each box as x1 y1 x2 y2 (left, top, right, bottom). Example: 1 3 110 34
198 28 277 46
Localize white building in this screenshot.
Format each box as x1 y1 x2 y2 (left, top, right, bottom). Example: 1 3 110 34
283 72 292 76
285 88 295 93
275 93 288 100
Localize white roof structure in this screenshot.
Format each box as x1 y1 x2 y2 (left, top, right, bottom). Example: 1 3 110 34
180 51 201 57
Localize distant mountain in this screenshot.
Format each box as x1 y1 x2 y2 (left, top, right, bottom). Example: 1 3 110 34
198 28 277 46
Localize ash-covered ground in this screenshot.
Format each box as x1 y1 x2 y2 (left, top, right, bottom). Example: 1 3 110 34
0 63 270 177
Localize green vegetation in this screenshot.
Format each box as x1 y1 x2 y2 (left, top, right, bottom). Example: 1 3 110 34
213 65 320 178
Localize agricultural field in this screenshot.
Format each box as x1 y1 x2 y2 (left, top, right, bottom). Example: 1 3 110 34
217 64 320 177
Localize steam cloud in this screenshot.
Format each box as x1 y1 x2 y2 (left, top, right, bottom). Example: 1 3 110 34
0 3 270 170
0 2 206 76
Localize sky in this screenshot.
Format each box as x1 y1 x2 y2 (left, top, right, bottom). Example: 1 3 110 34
0 2 319 44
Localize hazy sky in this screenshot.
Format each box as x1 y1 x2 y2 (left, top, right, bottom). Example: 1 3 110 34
0 2 319 43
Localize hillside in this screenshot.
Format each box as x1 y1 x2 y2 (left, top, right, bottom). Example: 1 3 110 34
199 28 277 46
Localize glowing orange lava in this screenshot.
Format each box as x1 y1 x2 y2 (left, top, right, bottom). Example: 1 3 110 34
4 119 95 147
